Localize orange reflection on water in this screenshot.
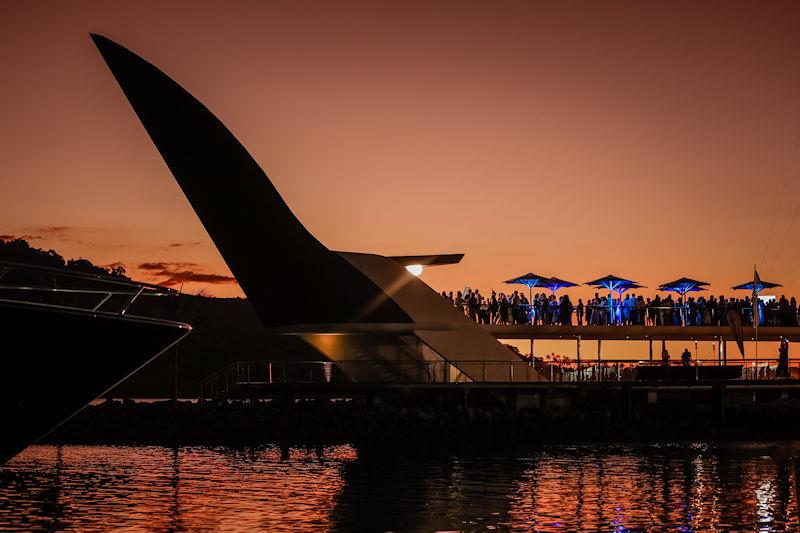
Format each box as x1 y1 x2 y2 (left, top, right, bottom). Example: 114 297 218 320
2 443 799 531
507 443 799 531
1 445 356 532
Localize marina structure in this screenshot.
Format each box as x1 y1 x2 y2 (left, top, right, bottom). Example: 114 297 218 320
91 34 800 399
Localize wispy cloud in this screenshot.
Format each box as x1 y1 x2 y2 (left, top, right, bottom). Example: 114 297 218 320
136 261 235 286
1 232 43 241
139 261 198 271
24 226 74 239
159 272 236 286
167 241 203 248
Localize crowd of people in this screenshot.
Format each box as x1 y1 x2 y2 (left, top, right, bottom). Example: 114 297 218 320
440 288 800 328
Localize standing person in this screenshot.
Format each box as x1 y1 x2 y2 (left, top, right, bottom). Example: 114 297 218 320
539 294 549 325
498 294 509 324
468 290 479 322
779 295 791 327
520 294 530 324
599 296 609 325
777 338 790 378
511 291 521 324
549 295 559 325
560 295 573 325
681 348 692 366
717 296 727 327
622 294 631 325
791 297 798 327
454 291 463 313
636 295 646 325
664 295 675 326
576 299 584 326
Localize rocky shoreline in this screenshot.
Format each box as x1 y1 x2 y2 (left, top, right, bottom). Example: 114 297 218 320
46 396 800 457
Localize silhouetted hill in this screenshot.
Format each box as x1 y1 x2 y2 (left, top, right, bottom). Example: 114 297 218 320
0 238 128 277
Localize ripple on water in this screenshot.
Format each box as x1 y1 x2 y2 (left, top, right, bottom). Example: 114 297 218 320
0 442 798 532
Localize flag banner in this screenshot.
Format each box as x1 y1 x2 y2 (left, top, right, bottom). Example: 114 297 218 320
727 309 745 357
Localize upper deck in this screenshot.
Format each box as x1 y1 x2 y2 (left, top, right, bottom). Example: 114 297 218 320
484 324 800 342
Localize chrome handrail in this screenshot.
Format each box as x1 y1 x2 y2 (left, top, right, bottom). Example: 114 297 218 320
0 261 178 316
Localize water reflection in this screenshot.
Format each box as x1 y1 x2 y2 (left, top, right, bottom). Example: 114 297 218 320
0 443 798 531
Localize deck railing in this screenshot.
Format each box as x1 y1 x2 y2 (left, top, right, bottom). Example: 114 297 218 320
199 358 800 399
0 260 177 315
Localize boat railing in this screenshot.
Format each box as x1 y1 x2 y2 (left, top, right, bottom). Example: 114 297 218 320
0 260 178 316
198 357 800 399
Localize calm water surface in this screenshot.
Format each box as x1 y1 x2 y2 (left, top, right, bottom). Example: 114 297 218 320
1 442 798 531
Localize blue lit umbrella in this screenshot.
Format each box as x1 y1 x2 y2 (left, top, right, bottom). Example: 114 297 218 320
504 273 549 299
539 277 579 295
504 273 549 325
658 277 709 325
731 280 782 293
585 275 643 325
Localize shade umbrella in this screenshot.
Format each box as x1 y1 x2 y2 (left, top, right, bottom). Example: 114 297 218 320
658 277 710 326
585 275 643 325
504 273 549 326
731 280 782 293
539 277 579 295
504 273 550 301
732 278 782 328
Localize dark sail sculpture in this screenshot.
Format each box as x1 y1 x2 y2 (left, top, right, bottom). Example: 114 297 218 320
91 34 410 328
91 34 537 383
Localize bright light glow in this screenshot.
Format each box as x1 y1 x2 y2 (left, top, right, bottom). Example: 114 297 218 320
406 264 423 276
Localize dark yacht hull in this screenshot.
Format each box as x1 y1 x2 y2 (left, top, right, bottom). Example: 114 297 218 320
0 302 190 463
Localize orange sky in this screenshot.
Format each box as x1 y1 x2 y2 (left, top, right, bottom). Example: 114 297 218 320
3 1 800 301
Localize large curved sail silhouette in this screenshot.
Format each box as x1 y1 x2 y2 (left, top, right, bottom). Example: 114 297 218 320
91 34 410 328
92 34 539 382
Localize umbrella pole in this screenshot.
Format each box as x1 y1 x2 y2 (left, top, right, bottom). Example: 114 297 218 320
530 285 533 325
681 289 686 326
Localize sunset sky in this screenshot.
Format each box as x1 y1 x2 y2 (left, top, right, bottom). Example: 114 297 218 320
3 1 800 301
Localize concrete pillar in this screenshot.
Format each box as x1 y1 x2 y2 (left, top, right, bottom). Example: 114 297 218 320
577 335 582 382
597 339 602 382
649 336 653 360
723 339 727 366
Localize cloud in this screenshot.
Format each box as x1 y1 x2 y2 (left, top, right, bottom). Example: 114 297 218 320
0 233 42 241
2 226 76 242
25 226 74 239
37 226 72 235
168 241 203 248
138 261 198 271
158 271 236 286
136 261 235 286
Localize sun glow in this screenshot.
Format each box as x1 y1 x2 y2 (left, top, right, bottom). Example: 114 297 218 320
405 264 423 277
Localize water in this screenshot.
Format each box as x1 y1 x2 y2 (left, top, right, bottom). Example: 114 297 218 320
1 443 798 531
